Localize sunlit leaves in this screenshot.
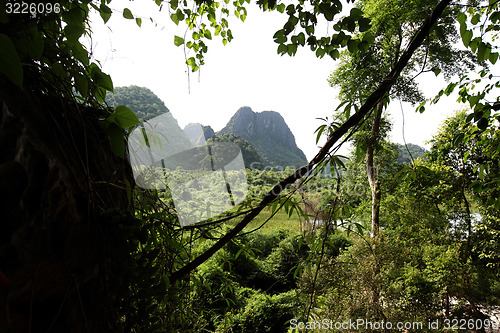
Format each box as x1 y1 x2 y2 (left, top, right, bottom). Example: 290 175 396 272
186 57 199 71
174 35 184 46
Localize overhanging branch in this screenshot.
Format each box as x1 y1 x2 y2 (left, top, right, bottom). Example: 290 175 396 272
169 0 452 284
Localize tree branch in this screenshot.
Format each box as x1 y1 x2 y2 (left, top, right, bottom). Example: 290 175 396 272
169 0 453 285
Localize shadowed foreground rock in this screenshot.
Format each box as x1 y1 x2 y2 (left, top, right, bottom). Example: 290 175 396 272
0 78 135 332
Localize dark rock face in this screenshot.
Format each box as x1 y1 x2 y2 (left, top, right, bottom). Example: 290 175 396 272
0 78 135 332
218 107 307 168
202 125 215 140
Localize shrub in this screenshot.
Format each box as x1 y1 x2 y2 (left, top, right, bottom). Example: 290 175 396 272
219 290 300 333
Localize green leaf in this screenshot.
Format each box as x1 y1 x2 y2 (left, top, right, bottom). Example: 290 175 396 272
477 42 490 61
90 64 114 92
99 4 112 23
358 41 369 52
358 17 371 32
315 47 325 58
453 133 464 146
62 7 84 25
64 24 85 42
109 105 140 129
315 124 327 144
489 52 499 64
204 30 212 40
287 43 297 56
431 67 441 76
362 32 375 44
461 27 473 47
100 121 125 158
347 39 358 53
491 11 500 23
444 82 457 96
0 34 23 87
349 7 363 20
277 43 288 55
186 57 197 67
123 8 134 19
468 94 481 107
457 12 466 24
273 30 287 44
477 117 488 130
471 14 481 25
25 27 44 61
136 17 142 27
72 42 89 66
343 17 356 32
74 74 89 98
297 32 305 46
174 35 184 46
329 49 340 59
170 12 180 25
319 3 336 21
354 222 364 235
469 37 481 52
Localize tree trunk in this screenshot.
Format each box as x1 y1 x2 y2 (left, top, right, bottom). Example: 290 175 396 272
367 101 383 238
0 78 135 332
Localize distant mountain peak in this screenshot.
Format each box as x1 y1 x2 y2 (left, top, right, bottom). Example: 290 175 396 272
219 106 307 168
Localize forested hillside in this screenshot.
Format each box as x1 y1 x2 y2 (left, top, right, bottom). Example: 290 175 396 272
396 143 427 163
106 85 169 120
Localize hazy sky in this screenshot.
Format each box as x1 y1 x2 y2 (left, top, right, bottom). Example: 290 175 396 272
88 0 466 160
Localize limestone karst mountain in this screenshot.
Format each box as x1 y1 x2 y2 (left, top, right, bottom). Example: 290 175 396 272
218 106 308 168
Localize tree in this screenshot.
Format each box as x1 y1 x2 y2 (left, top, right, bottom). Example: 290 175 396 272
427 109 500 273
328 0 477 238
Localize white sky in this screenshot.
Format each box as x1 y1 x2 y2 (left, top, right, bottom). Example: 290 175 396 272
87 0 466 161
